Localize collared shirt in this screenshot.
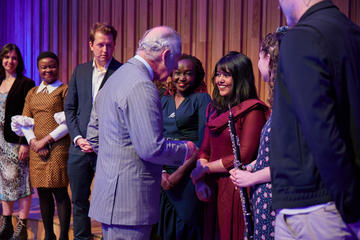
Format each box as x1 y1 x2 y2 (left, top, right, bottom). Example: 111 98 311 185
92 58 112 102
36 79 63 94
134 55 154 80
74 58 112 145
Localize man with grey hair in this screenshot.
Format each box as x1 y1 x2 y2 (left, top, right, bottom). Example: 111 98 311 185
271 0 360 239
86 26 197 239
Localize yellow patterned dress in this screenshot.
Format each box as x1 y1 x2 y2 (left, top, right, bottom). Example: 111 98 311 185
22 84 69 188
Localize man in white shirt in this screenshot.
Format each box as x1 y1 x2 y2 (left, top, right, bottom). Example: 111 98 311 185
64 23 122 240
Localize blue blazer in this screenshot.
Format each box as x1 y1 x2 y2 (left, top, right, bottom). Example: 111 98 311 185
64 58 122 154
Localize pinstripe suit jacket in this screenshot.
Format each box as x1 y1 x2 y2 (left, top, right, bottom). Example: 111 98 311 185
87 57 187 225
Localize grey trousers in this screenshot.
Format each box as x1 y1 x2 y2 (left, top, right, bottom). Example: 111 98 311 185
102 223 152 240
275 203 359 240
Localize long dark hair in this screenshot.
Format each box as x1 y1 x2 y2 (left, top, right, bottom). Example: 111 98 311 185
211 51 258 113
0 43 25 80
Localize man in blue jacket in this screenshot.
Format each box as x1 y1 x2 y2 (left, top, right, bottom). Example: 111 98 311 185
64 23 122 240
271 0 360 239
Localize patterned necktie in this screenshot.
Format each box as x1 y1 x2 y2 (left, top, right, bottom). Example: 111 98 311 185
42 86 48 94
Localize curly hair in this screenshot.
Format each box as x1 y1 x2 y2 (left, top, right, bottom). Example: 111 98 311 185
211 51 258 114
260 29 287 107
164 54 207 96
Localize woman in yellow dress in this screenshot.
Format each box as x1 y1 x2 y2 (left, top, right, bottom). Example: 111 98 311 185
21 51 71 240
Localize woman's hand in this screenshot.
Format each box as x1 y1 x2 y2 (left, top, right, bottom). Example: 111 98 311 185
190 159 209 184
195 180 211 202
167 170 184 188
161 172 172 190
30 138 48 152
18 145 29 161
229 168 255 187
38 147 50 162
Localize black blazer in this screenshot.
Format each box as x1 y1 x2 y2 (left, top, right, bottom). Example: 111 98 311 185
1 75 35 144
270 0 360 223
64 58 122 151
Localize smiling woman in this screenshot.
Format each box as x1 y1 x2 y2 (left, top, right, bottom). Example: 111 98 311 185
20 51 71 240
190 51 269 240
38 58 59 85
0 43 34 240
157 54 210 240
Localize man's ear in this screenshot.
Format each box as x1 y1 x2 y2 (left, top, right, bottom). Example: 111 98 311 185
162 48 171 63
89 41 94 51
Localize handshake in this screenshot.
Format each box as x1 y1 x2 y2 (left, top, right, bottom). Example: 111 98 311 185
186 141 212 202
161 141 211 202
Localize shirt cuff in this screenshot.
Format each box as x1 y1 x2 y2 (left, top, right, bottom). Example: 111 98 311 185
183 142 188 163
73 135 82 146
22 127 36 144
49 124 69 142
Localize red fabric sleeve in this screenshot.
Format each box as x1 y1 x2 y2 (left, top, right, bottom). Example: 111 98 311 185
198 125 211 160
222 109 266 170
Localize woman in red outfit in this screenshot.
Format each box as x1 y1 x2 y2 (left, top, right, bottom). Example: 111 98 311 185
191 51 268 240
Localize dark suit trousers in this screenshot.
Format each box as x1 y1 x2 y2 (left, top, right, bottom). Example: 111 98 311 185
67 149 97 240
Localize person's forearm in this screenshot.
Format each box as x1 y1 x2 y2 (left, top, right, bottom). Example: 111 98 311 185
205 159 227 173
251 167 270 185
43 134 55 144
177 155 196 175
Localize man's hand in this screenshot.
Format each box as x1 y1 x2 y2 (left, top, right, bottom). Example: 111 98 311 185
76 137 94 153
18 145 29 161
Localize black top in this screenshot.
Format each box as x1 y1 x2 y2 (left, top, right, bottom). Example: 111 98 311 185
1 75 35 144
270 0 360 223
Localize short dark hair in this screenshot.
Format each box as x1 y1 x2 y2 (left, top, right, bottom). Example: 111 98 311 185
0 43 25 80
211 51 258 113
89 22 117 43
37 51 59 68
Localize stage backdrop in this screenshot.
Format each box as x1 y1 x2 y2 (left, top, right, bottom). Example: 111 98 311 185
1 0 359 105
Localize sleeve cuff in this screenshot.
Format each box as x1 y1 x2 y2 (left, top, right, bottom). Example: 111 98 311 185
73 135 82 146
49 124 69 141
22 127 36 144
183 142 188 163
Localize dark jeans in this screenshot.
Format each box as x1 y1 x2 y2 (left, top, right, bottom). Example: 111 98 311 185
67 150 96 240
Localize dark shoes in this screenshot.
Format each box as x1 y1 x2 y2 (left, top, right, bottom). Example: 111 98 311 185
0 216 28 240
0 215 14 240
10 218 27 240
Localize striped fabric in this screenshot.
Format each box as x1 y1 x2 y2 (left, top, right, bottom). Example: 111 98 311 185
87 57 187 226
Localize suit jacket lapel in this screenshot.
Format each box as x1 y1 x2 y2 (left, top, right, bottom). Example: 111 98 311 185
100 58 117 89
86 61 94 103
